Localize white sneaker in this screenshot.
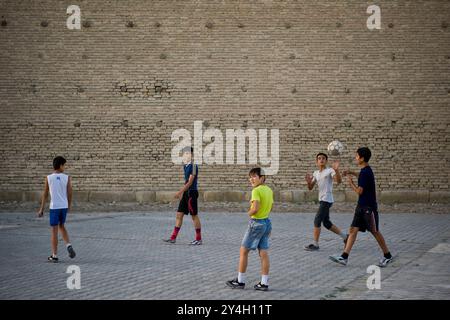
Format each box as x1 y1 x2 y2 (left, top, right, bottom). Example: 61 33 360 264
378 256 394 267
329 254 348 266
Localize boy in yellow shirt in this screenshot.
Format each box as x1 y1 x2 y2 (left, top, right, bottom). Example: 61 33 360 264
226 168 273 291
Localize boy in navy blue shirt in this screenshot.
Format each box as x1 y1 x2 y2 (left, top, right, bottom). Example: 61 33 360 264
329 147 393 267
163 147 202 245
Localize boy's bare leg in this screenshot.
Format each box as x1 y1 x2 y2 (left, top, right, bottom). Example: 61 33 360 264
371 230 390 254
175 212 184 228
164 212 185 242
238 247 250 273
191 214 201 229
344 227 359 254
51 226 58 255
329 225 342 235
259 249 270 275
313 227 321 243
59 224 70 244
226 247 249 286
191 215 202 241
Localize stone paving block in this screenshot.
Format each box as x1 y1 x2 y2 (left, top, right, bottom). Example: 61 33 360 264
280 190 293 202
136 191 156 204
379 190 430 204
0 191 23 201
23 191 41 202
223 191 245 202
333 191 346 202
292 190 305 203
345 191 358 203
155 191 175 203
429 192 450 203
304 190 319 203
73 191 90 203
203 191 224 202
0 210 447 299
89 191 136 203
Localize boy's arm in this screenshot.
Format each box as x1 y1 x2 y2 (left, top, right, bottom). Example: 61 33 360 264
347 175 363 195
305 174 316 190
248 200 260 217
175 176 195 199
175 166 196 199
332 161 342 184
67 176 72 211
37 178 49 217
343 169 359 178
333 170 342 184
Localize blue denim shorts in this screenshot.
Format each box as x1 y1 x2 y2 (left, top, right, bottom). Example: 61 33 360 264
241 218 272 250
49 208 68 226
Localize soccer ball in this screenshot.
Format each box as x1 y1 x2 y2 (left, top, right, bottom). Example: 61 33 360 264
327 140 345 156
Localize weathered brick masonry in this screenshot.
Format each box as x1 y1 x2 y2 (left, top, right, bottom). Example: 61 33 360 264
0 1 449 203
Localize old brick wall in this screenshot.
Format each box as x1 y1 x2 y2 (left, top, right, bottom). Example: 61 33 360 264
0 0 449 202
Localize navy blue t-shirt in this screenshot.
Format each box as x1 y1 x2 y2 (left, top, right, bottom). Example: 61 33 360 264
183 163 198 191
358 166 377 209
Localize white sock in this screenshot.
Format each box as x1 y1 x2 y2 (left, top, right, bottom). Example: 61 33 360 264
261 275 269 286
238 272 246 284
52 253 57 258
66 243 72 248
340 233 347 240
314 241 319 247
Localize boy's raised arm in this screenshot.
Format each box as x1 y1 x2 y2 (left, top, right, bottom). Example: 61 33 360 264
305 173 315 190
37 177 49 217
332 161 342 184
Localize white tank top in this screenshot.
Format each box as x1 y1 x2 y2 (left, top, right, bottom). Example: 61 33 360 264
47 173 69 209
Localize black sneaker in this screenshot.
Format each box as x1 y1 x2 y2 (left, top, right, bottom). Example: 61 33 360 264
162 238 176 244
48 256 58 263
226 278 245 289
254 282 269 291
304 244 319 251
67 245 76 259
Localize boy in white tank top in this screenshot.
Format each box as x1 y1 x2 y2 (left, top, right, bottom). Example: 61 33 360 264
37 156 76 262
304 153 348 251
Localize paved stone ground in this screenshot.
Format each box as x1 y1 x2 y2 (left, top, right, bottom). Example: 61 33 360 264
0 208 449 300
1 200 449 214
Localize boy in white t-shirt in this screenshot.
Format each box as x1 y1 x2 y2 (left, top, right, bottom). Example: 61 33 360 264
37 156 76 262
304 153 347 251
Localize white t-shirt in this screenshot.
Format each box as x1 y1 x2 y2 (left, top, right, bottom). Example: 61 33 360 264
312 168 336 203
47 173 69 209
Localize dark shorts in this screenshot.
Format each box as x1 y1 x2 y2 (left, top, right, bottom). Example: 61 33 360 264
177 190 199 215
49 208 68 226
314 201 333 229
351 205 379 233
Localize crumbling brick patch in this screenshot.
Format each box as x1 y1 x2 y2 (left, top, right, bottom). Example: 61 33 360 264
113 79 173 99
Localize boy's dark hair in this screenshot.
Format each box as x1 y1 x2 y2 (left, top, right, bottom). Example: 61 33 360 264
357 147 372 162
182 146 193 154
53 156 66 170
316 152 328 160
249 167 265 177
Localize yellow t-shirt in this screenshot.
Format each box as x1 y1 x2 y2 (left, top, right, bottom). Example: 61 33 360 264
250 184 273 219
